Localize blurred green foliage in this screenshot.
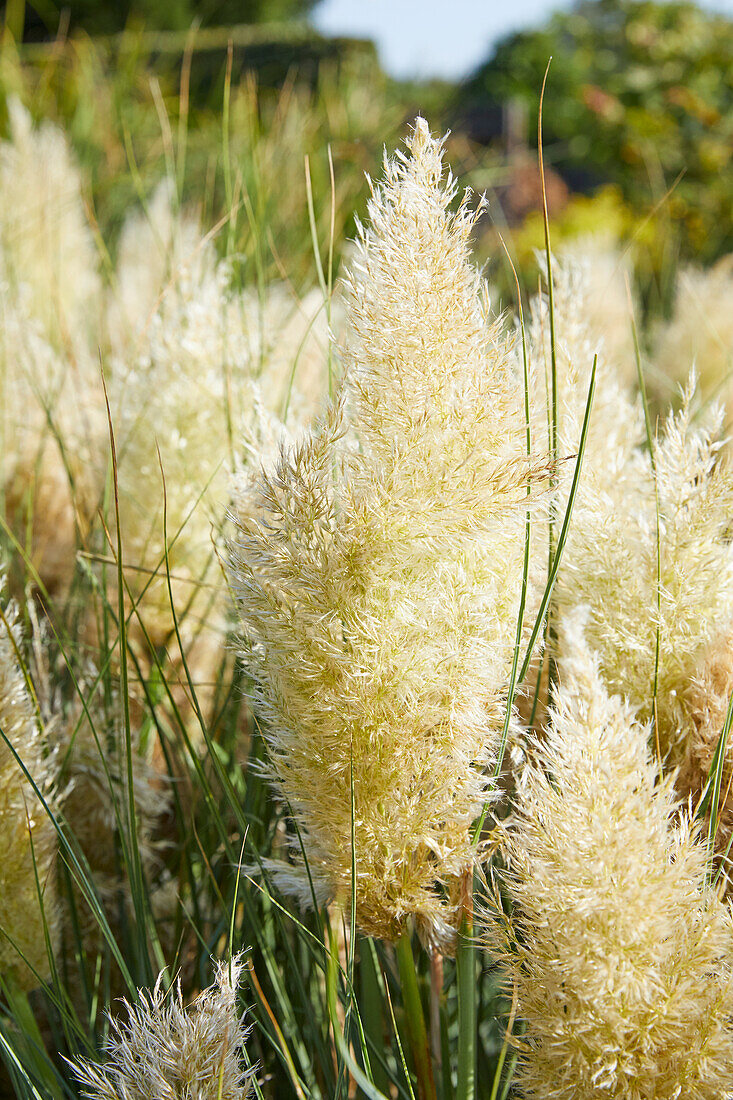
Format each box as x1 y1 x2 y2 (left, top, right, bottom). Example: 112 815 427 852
0 29 408 286
0 0 727 317
6 0 320 37
462 0 733 266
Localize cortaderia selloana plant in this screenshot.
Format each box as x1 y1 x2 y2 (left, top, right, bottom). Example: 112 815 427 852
67 955 254 1100
553 383 733 834
532 244 733 858
0 100 105 598
0 584 59 992
497 611 733 1100
228 117 544 951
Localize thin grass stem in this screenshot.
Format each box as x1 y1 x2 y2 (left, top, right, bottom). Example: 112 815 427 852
395 931 436 1100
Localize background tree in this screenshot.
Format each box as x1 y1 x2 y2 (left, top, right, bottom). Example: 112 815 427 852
459 0 733 264
4 0 321 38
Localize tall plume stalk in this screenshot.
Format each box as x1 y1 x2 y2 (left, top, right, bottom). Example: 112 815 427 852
554 387 733 767
499 615 733 1099
229 119 541 950
540 255 733 862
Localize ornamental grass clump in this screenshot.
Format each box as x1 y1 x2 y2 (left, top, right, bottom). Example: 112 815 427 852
554 388 733 769
500 615 733 1100
69 956 254 1100
0 589 58 991
228 119 542 948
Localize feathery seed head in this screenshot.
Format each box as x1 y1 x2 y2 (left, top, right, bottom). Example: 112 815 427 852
501 613 733 1099
555 380 733 765
527 248 644 480
229 120 541 948
69 955 254 1100
0 104 105 594
0 98 101 345
557 235 639 387
0 293 105 595
0 589 59 990
106 180 214 355
654 255 733 424
109 198 329 710
518 247 645 729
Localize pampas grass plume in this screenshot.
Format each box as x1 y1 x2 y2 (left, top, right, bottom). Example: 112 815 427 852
500 613 733 1099
109 187 330 711
229 119 540 948
69 955 254 1100
0 589 58 990
555 383 733 767
0 98 101 345
655 256 733 422
0 102 105 595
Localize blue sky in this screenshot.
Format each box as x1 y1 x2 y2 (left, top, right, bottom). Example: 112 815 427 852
313 0 733 80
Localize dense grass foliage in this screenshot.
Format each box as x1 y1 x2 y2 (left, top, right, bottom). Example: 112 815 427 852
0 16 732 1100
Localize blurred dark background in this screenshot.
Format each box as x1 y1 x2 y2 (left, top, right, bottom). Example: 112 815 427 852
6 0 320 36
